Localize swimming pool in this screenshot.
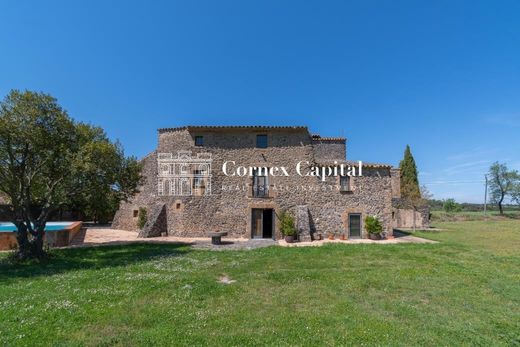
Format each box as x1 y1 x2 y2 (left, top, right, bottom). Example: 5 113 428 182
0 221 83 250
0 222 75 232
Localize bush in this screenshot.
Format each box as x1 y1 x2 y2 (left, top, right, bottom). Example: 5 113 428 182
137 207 148 229
443 199 462 213
364 215 383 234
279 210 297 236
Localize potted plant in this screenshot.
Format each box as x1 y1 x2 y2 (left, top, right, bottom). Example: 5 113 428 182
339 232 346 240
279 210 297 243
365 215 383 240
327 231 335 240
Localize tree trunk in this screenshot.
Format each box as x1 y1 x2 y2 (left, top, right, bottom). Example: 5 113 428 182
14 225 47 260
498 194 504 215
30 228 46 258
15 224 30 259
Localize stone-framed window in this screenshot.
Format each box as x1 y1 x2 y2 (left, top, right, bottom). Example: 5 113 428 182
256 134 268 148
194 136 204 147
252 168 269 198
192 169 207 196
340 176 351 192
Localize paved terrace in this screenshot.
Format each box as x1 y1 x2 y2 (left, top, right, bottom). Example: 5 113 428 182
69 228 437 250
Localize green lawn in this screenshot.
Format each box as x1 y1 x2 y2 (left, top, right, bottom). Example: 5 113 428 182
431 209 520 222
1 221 519 346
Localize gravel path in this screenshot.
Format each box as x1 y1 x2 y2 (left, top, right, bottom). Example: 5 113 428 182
69 228 436 251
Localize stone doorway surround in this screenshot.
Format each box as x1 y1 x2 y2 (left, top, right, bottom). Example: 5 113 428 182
246 201 279 240
341 208 367 239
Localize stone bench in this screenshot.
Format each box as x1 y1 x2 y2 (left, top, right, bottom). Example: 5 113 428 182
208 231 228 245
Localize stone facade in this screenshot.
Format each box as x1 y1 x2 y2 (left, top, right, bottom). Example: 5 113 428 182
113 126 400 240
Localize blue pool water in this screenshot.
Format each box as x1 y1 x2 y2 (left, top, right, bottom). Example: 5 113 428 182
0 222 74 232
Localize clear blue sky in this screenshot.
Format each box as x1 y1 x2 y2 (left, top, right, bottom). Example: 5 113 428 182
1 0 519 203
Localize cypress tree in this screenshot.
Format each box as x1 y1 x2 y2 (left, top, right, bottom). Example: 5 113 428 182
399 145 421 199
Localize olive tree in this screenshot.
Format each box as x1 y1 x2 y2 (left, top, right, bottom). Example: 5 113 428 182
488 162 519 215
0 90 141 260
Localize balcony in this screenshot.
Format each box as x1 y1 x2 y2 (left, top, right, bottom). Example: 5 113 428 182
252 185 269 198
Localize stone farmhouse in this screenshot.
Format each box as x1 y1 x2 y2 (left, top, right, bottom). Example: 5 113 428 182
113 125 427 240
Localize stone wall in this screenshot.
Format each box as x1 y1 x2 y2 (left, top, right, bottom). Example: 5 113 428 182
312 138 346 161
390 168 401 199
114 127 396 239
138 204 167 238
112 151 159 232
391 198 430 229
392 207 430 229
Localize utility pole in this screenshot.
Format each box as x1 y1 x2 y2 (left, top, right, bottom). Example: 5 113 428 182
484 174 488 218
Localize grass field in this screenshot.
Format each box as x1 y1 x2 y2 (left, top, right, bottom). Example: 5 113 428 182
1 220 519 346
430 209 520 222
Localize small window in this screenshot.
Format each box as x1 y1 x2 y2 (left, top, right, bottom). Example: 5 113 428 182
133 210 138 217
194 136 204 146
176 203 181 210
252 168 269 198
340 176 351 192
256 134 268 148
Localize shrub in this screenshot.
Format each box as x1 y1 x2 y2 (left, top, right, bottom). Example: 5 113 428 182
365 215 383 234
443 198 462 213
137 207 148 229
279 210 297 236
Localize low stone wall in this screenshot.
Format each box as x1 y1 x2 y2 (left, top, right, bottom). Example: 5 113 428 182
392 208 430 229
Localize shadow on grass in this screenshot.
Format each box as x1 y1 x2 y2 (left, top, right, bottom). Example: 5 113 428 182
0 243 191 282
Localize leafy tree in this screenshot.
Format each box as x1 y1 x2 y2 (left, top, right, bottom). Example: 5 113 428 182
399 145 421 200
488 162 519 214
443 198 461 213
69 124 142 223
0 90 141 260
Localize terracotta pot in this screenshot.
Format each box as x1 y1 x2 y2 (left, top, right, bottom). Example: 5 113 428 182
368 233 381 240
339 234 346 240
328 234 335 240
285 235 295 243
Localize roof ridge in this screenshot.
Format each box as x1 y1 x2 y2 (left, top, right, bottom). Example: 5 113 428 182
158 125 309 132
311 134 346 141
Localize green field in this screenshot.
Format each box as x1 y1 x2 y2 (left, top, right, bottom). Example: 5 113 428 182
431 210 520 222
1 220 519 346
